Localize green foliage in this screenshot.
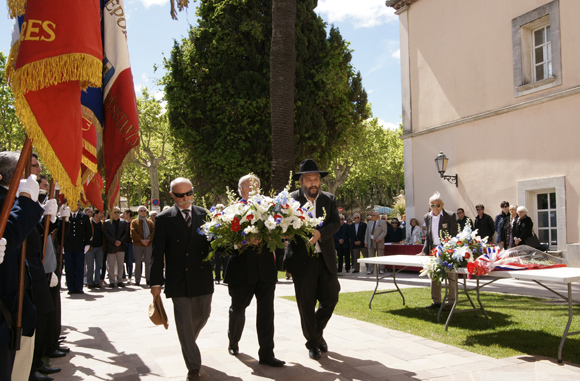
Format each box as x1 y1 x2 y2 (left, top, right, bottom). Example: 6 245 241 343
163 0 368 197
333 119 404 211
0 51 25 151
283 288 580 363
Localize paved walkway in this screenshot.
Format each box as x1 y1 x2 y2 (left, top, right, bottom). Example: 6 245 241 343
51 270 580 380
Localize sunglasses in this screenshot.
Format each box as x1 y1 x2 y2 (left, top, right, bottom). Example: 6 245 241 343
476 208 483 211
138 210 147 213
354 217 360 219
173 190 194 198
114 211 121 214
430 204 441 208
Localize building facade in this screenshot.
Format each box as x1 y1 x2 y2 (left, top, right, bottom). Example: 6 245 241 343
386 0 580 263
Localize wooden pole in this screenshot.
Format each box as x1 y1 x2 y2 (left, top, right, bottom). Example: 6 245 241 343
41 179 56 264
4 138 34 350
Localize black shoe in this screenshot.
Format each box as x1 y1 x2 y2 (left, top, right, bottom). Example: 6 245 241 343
37 364 61 374
29 371 53 381
59 335 67 341
425 302 442 310
352 270 359 273
108 283 115 288
47 350 66 358
319 339 328 353
228 345 239 356
308 347 321 360
87 284 94 289
337 269 342 273
58 345 70 353
259 357 285 367
118 282 125 288
442 304 453 311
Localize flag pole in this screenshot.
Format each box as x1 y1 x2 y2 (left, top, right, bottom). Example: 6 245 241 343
0 137 34 350
42 179 56 264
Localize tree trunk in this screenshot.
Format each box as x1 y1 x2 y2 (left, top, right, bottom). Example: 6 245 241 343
148 164 161 211
270 0 296 192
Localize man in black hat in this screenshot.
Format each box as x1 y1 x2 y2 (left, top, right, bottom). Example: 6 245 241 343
284 159 340 360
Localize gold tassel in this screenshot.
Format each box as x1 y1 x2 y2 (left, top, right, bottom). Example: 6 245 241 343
6 0 26 18
11 53 102 95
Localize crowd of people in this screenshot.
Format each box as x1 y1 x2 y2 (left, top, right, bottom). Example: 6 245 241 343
0 151 159 381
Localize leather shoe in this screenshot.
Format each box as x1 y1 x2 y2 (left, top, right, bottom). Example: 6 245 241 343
187 369 200 380
425 302 441 310
228 345 239 356
29 371 53 381
259 357 285 367
442 304 453 311
319 339 328 353
47 350 66 358
37 364 61 374
308 347 321 360
58 345 70 353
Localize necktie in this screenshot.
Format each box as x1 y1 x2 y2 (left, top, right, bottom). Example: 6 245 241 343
371 221 377 235
182 209 192 227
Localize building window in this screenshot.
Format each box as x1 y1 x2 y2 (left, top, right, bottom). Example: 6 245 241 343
512 0 561 97
532 25 552 82
536 192 557 248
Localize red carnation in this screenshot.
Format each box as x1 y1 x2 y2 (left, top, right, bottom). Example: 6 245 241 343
246 214 254 221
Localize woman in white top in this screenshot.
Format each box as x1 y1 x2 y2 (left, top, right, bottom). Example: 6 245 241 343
406 218 422 245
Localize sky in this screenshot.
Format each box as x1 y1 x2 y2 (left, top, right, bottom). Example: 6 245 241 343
0 0 402 129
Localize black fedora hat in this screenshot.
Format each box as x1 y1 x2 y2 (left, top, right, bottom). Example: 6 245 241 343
292 159 328 181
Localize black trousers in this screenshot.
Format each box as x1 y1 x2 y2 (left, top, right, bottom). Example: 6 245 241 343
228 281 275 360
0 348 15 380
45 280 62 354
32 312 49 372
336 245 350 271
292 254 340 349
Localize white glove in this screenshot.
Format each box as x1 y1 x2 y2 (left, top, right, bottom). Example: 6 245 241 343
0 238 6 264
59 205 71 221
84 245 90 254
17 175 39 202
43 199 58 223
49 272 58 287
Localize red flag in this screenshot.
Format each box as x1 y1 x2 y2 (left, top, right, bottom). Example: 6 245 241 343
102 0 140 209
7 0 102 206
80 172 104 212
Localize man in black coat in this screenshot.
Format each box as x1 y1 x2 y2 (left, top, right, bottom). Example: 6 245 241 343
150 177 213 381
60 203 92 294
284 159 340 360
421 192 458 310
223 174 284 367
474 204 495 242
348 213 366 273
0 164 44 380
334 214 350 272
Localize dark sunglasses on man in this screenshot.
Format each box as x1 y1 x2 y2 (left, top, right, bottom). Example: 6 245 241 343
173 190 194 198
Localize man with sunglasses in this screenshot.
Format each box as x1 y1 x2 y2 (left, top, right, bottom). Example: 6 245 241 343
103 207 129 288
420 192 458 310
150 178 213 381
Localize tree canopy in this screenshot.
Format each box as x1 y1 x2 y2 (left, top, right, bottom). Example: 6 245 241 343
163 0 368 196
0 51 25 151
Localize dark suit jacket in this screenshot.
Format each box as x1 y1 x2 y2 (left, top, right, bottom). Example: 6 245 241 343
333 222 350 249
103 218 128 253
348 222 366 249
513 215 533 244
224 244 277 285
60 211 92 252
150 205 213 298
26 223 54 315
422 209 458 254
0 189 44 347
284 189 340 275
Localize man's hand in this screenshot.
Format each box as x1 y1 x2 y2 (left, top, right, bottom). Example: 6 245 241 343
17 175 39 201
309 230 321 245
338 239 344 245
375 238 381 244
115 240 121 247
141 239 150 246
151 285 161 299
364 243 368 248
84 245 90 254
59 205 71 221
354 240 361 246
0 238 6 264
514 237 521 245
43 199 58 223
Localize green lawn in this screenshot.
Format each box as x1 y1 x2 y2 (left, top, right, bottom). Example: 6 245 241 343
283 288 580 364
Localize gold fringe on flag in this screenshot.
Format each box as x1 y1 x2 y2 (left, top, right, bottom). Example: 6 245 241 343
6 0 26 18
9 53 102 95
5 39 20 83
13 92 83 207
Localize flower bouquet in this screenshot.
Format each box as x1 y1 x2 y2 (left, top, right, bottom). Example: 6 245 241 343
420 224 490 283
467 245 567 276
199 186 324 260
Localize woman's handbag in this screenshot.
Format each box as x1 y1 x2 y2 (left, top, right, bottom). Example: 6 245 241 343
524 231 542 249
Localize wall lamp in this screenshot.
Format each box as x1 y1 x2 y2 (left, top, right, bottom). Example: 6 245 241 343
434 151 458 187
